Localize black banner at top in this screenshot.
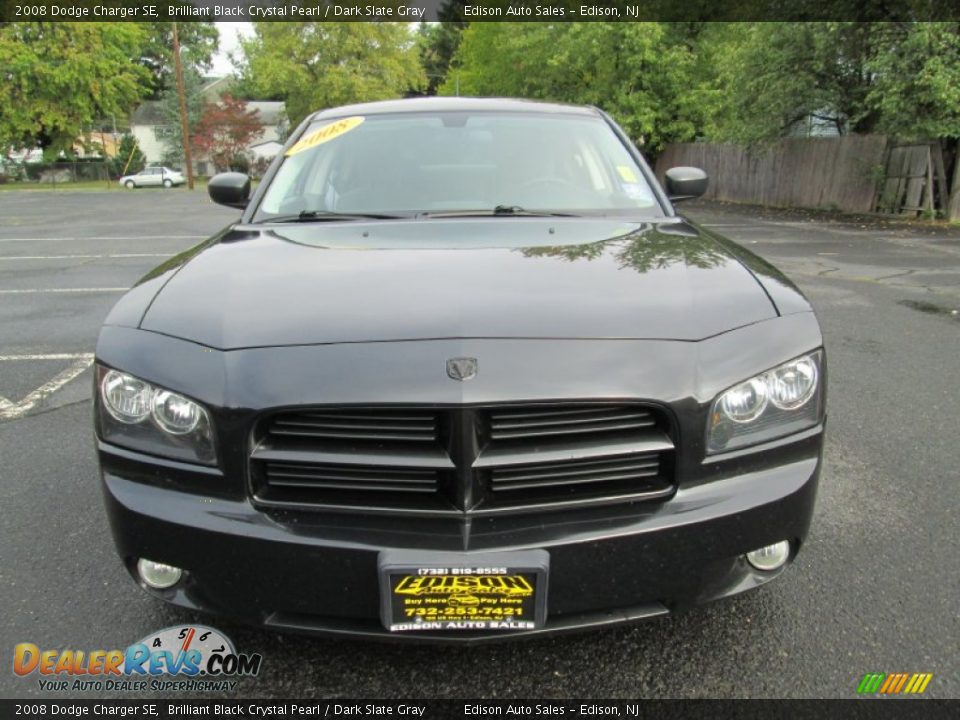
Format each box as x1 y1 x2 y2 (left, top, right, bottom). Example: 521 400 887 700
2 0 960 22
0 699 959 720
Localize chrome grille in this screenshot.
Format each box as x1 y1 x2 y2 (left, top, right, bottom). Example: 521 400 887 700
488 405 657 441
267 409 438 443
264 462 440 494
250 404 675 515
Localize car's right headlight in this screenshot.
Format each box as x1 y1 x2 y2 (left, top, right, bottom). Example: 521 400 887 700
706 350 824 454
96 365 217 465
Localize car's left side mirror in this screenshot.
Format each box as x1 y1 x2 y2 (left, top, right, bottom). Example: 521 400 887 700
664 167 708 202
208 172 251 209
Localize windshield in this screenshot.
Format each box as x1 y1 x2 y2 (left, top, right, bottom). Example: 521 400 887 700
254 112 664 221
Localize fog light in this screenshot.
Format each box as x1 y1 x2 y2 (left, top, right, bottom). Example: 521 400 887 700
137 559 183 589
745 541 790 571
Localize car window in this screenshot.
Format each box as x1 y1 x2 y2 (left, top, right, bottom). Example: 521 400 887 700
256 112 662 219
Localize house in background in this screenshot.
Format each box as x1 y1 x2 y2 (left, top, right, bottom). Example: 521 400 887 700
129 77 286 176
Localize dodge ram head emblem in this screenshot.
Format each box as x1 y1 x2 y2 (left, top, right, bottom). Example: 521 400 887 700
446 357 478 381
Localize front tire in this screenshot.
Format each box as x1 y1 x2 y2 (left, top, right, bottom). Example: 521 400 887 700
163 179 173 188
124 180 136 189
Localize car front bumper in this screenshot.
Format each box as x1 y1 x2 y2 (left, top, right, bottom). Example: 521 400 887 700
100 432 821 643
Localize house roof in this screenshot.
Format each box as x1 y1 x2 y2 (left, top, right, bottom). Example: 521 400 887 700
247 102 285 126
130 99 285 128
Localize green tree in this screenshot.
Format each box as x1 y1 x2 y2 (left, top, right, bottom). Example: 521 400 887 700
417 4 468 95
706 23 881 143
111 133 146 177
0 23 151 153
138 22 219 99
155 64 206 168
237 22 426 128
866 22 960 140
441 23 710 153
703 22 960 144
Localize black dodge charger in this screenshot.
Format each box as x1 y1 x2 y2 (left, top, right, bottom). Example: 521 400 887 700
95 97 825 641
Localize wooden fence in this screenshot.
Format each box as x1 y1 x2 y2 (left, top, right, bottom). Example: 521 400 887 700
655 135 890 214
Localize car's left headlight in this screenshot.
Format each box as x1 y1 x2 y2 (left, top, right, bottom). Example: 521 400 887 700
706 350 824 454
96 365 216 465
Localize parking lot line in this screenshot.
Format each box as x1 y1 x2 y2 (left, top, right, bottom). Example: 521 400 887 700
0 253 170 260
0 353 94 421
0 288 127 294
0 235 205 243
0 353 96 361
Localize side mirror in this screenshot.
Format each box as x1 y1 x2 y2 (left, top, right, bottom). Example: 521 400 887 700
208 172 251 209
665 167 708 202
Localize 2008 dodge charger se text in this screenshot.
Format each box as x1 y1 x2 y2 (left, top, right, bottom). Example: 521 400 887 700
95 97 826 641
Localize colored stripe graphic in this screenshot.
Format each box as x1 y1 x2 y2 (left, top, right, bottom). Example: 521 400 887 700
857 673 885 694
858 672 932 695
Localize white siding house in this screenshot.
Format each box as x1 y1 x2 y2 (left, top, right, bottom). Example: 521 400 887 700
128 78 286 175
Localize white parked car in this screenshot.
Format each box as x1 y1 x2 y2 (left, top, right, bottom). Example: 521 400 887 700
119 167 185 189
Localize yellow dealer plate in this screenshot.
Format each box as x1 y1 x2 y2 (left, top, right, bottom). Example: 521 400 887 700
285 116 364 157
379 551 549 632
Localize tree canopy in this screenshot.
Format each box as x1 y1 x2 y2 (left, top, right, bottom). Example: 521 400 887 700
192 95 265 172
440 22 716 152
236 22 425 128
0 23 151 154
138 21 219 99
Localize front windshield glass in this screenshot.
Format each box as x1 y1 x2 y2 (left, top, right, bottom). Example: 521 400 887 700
255 111 663 220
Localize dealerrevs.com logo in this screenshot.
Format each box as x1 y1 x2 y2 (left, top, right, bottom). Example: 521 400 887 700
13 625 262 693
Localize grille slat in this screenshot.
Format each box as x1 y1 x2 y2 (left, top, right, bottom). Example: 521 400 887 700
489 405 657 441
491 453 662 493
492 469 660 492
263 462 439 494
267 409 437 443
491 410 653 430
490 419 656 440
492 456 660 483
252 404 675 514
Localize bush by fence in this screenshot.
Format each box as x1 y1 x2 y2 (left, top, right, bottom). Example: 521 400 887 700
0 160 112 185
655 136 890 214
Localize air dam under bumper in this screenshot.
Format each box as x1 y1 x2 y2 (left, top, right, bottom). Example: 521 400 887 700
100 449 820 643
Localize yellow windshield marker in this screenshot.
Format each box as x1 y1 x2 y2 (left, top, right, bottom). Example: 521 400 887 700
285 116 365 157
616 165 639 183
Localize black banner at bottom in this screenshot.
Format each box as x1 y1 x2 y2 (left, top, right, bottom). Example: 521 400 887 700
1 700 958 720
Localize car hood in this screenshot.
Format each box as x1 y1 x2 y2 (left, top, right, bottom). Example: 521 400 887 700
137 218 780 350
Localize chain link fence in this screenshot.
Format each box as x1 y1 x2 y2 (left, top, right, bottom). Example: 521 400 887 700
0 160 113 186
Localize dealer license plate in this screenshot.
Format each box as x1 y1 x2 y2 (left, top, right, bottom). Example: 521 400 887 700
379 550 549 632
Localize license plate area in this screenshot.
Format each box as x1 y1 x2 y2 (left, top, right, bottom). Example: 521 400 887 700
379 550 549 632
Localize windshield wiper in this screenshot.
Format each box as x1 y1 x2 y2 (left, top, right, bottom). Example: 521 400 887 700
420 206 579 218
259 210 405 223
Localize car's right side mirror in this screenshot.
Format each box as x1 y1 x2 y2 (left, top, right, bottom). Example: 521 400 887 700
664 167 708 202
208 172 251 209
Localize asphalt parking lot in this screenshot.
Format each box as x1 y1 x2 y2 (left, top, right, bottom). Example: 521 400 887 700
0 189 957 699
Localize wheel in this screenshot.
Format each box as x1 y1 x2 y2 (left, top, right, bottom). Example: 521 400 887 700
163 179 173 188
125 180 135 189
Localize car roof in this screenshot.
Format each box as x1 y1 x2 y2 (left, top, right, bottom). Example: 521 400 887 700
309 97 601 123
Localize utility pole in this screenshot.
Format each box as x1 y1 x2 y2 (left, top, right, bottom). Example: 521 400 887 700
172 22 195 190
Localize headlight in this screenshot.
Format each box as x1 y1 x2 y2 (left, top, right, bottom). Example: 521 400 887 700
96 366 216 465
102 371 152 423
707 351 823 454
